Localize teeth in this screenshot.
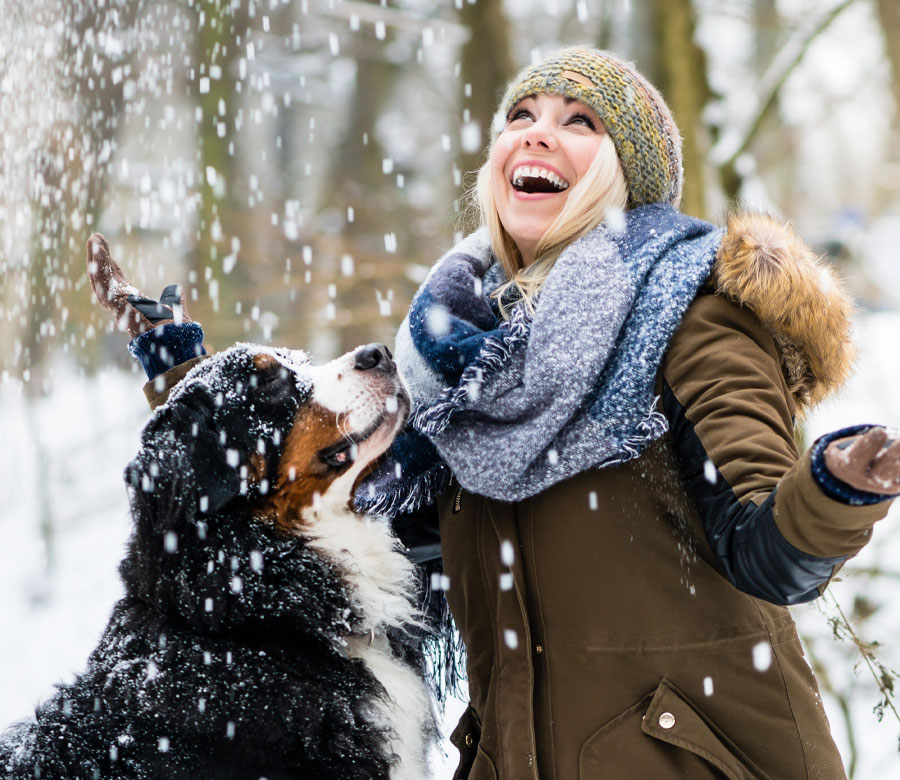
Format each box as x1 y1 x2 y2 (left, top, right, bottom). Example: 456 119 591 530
512 165 569 191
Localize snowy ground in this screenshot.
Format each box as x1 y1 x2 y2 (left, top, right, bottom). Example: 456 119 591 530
1 313 899 777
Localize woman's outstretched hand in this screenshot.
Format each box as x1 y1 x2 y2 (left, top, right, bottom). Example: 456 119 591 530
824 427 900 495
86 233 191 338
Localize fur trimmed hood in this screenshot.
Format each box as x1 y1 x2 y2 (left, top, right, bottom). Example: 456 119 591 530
711 212 855 415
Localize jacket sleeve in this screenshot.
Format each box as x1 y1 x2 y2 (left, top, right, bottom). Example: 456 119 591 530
129 323 209 409
142 356 208 410
661 293 893 605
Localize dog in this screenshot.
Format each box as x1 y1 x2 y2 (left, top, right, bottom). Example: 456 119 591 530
0 342 435 780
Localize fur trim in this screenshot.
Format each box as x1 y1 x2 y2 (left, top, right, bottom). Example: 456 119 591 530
712 212 855 414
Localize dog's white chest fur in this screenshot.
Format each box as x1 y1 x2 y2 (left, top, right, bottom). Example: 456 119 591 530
303 480 432 780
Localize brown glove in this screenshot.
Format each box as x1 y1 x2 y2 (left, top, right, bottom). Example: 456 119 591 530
824 427 900 495
87 233 191 339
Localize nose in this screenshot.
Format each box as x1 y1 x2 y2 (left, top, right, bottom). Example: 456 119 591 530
353 343 394 371
522 117 557 151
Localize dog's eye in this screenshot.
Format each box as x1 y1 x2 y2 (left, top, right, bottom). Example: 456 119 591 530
321 443 357 469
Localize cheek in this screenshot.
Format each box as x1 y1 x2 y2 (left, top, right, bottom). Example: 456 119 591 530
570 137 603 180
489 136 514 189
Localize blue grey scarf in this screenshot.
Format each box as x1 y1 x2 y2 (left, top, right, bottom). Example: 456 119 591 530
356 203 723 517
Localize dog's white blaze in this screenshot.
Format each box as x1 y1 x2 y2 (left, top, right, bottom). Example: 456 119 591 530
304 354 400 433
303 455 431 779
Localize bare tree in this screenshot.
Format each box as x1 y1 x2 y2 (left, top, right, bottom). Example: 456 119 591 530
875 0 900 117
457 0 514 190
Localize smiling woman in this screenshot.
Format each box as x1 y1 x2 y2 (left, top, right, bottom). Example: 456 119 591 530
480 94 628 311
488 94 616 263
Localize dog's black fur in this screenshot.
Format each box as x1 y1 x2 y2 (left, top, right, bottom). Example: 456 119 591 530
0 347 415 780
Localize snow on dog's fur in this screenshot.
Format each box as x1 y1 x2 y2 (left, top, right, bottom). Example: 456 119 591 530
0 343 436 780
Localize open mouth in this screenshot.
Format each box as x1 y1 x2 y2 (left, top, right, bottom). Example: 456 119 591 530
324 390 410 467
511 165 570 194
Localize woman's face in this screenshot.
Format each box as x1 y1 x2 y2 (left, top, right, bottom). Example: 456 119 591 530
490 93 607 266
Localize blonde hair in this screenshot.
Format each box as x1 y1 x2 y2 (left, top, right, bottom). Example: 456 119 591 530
476 133 629 316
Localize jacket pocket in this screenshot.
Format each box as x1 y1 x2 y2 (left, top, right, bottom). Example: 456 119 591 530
580 679 771 780
450 705 495 780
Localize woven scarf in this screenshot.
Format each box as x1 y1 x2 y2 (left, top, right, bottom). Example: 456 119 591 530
356 203 723 517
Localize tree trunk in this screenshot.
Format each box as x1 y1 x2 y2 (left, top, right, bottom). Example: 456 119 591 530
457 0 514 195
875 0 900 117
651 0 710 218
13 0 142 574
187 0 252 347
318 37 411 355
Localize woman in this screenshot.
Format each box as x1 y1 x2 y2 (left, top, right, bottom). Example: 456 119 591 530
91 48 899 780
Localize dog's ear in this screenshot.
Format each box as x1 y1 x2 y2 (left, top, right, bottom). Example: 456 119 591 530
126 382 241 523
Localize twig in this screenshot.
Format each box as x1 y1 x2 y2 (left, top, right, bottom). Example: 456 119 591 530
825 590 900 731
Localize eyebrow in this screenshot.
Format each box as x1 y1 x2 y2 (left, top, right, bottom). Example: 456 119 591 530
506 95 600 121
511 95 584 108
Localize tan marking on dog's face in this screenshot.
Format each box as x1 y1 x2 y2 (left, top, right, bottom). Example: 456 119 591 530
251 345 409 531
257 401 354 530
248 451 268 484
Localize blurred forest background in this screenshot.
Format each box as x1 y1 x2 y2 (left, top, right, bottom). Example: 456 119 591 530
3 0 900 373
2 0 900 776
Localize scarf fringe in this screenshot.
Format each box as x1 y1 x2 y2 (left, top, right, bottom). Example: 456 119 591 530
597 405 669 468
354 461 452 517
411 304 532 435
417 559 468 705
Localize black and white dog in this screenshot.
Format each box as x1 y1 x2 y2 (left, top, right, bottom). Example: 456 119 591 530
0 343 435 780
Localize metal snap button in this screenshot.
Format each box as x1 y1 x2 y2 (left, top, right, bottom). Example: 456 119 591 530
535 644 543 654
464 733 474 747
658 711 676 729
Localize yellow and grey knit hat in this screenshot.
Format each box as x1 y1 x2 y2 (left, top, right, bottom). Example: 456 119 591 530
498 47 683 208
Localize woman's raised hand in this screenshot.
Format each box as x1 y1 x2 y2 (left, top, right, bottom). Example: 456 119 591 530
824 427 900 495
86 233 191 338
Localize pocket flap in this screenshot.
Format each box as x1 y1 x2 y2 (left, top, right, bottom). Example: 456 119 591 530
641 679 769 780
449 705 482 780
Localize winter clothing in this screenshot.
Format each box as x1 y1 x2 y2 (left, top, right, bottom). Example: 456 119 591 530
499 48 683 207
86 233 206 379
129 323 206 380
359 204 722 514
422 215 892 780
87 233 197 342
128 214 894 779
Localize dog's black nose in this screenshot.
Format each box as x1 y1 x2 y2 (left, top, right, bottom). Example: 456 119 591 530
353 343 393 371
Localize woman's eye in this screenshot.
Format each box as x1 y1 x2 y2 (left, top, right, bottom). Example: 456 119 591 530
508 108 533 123
568 113 596 130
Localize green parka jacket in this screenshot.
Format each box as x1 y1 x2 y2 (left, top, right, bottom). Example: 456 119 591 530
430 214 892 780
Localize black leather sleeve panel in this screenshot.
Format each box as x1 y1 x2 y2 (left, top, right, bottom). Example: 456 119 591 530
662 379 844 605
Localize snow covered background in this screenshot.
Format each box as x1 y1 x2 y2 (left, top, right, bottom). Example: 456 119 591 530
2 0 900 776
0 310 898 777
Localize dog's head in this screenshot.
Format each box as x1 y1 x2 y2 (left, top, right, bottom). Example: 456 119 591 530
122 342 409 626
126 342 408 527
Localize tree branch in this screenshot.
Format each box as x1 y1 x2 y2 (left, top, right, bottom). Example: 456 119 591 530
716 0 856 170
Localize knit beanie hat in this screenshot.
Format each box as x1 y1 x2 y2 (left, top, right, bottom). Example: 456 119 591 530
498 47 683 208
